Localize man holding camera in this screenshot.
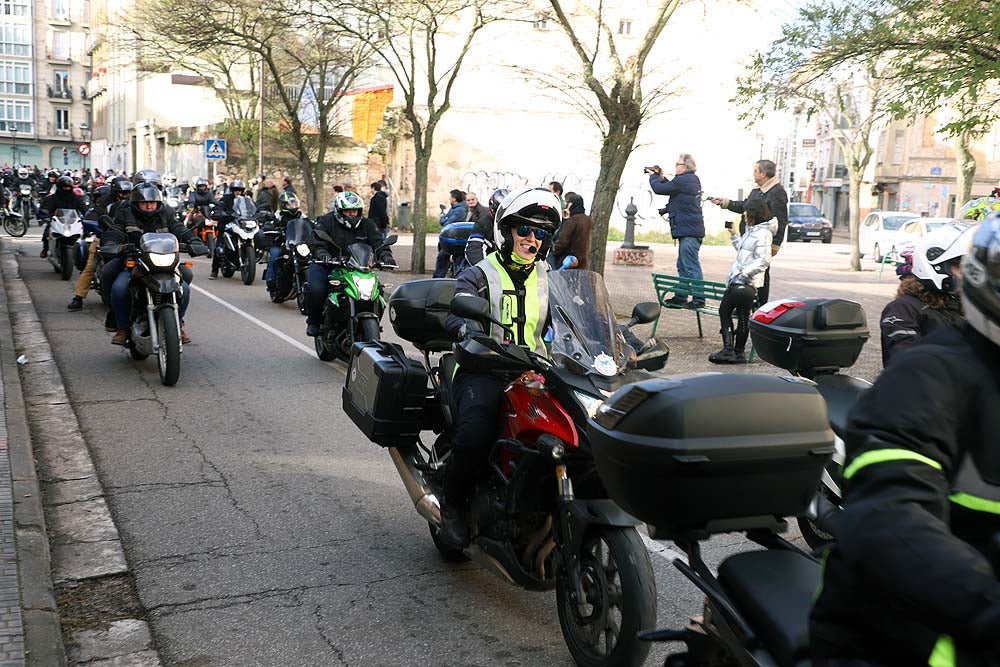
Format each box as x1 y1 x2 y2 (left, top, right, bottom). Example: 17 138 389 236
710 159 789 306
648 154 706 308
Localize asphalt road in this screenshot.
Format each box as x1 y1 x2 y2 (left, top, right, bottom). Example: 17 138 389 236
10 229 804 667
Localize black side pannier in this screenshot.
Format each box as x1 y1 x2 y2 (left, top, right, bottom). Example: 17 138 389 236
387 279 456 352
750 298 868 376
588 373 834 540
343 341 429 447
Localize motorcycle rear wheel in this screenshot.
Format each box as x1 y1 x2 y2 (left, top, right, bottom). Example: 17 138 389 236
556 527 655 667
3 215 26 237
157 308 181 386
60 245 74 280
240 245 256 285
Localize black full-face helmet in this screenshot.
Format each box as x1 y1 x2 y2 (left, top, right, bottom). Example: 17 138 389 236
56 175 74 191
130 182 164 222
110 176 133 198
132 169 162 189
488 188 509 220
278 192 301 218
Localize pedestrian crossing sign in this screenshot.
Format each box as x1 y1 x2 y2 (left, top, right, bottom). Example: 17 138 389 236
205 139 227 161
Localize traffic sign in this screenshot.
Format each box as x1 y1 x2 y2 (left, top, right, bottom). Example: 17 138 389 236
205 138 227 161
78 143 90 155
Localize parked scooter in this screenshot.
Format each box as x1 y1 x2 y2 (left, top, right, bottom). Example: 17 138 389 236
44 208 84 281
588 370 836 667
343 269 665 666
749 297 871 549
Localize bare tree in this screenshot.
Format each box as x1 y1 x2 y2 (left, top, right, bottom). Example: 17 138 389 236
133 0 374 214
542 0 685 274
312 0 502 273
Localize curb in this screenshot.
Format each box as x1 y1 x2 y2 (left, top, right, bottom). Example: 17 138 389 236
0 240 64 666
0 240 162 666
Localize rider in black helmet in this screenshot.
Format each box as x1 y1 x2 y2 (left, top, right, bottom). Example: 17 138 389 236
38 175 86 258
464 187 508 266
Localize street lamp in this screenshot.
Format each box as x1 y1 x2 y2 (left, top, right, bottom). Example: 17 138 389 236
79 123 90 175
9 124 18 166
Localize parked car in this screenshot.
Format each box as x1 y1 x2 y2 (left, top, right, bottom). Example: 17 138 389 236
785 203 833 243
858 210 923 261
891 217 965 252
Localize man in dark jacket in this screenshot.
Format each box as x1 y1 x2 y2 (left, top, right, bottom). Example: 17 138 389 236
254 179 279 213
463 192 491 224
304 191 395 337
712 159 789 305
649 154 706 307
551 192 591 269
368 181 390 240
38 175 87 258
810 216 1000 666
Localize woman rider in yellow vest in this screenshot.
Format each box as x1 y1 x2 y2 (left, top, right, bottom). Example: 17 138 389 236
438 187 563 549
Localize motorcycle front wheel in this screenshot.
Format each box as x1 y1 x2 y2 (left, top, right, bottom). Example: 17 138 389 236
240 244 256 285
314 333 336 361
3 215 26 237
60 244 74 280
156 307 181 386
556 526 656 667
358 317 380 343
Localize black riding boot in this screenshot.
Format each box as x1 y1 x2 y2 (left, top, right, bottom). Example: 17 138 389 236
709 326 740 364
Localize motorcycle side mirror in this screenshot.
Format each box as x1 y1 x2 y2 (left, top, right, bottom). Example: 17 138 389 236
559 255 576 270
381 234 398 247
450 294 490 322
629 302 661 326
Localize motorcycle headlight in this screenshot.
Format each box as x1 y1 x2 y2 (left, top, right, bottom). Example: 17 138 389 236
573 390 604 419
354 276 377 300
148 252 178 268
243 220 258 229
296 244 310 257
167 197 179 207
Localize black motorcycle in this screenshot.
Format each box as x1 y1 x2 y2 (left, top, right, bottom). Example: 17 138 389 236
262 215 313 312
214 196 261 285
104 234 205 386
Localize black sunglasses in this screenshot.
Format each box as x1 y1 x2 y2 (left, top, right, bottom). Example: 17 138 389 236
516 225 548 240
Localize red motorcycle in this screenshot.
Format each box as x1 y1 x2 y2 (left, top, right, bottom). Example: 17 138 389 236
344 270 666 667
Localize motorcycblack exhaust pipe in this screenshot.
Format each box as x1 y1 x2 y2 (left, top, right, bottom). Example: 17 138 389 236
389 447 441 527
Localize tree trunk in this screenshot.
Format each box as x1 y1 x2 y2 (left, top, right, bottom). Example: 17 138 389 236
954 134 976 207
410 151 430 274
588 118 640 274
848 170 862 271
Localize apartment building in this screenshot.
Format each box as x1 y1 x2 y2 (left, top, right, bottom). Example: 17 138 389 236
0 0 92 170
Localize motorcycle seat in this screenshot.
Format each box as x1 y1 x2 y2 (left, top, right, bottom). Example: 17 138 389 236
717 549 820 667
813 374 870 439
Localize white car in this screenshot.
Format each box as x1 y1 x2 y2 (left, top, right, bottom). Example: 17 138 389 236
890 217 964 254
859 211 923 261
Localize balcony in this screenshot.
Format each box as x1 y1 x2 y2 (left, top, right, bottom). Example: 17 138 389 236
44 121 74 139
47 84 73 102
86 77 105 100
45 47 72 63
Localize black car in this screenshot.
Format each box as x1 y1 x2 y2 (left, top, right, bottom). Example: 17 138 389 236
786 203 833 243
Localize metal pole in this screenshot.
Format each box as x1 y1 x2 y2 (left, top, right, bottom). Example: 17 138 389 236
622 197 638 249
257 57 265 179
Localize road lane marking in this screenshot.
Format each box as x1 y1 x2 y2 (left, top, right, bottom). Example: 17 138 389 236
189 283 345 375
193 283 689 567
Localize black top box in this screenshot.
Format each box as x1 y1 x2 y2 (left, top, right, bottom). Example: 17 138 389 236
588 373 834 540
388 279 456 352
750 298 868 376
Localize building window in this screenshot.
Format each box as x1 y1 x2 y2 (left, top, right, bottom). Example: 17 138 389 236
619 19 632 35
51 30 69 59
1 0 29 17
55 107 68 132
0 97 32 133
50 0 68 20
53 69 68 95
891 129 905 165
0 25 30 56
0 60 29 94
532 14 548 30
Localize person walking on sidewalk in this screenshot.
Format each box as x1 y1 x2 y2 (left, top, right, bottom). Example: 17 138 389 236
648 154 706 308
711 159 789 306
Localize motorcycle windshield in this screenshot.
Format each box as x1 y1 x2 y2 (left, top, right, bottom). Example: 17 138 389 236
347 243 373 270
140 232 179 254
548 270 629 377
56 209 80 226
233 196 257 220
285 217 311 245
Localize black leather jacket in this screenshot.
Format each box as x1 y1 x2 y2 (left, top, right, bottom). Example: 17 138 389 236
309 212 393 263
102 204 200 249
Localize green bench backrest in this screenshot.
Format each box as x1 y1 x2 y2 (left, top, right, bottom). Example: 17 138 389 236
652 273 728 301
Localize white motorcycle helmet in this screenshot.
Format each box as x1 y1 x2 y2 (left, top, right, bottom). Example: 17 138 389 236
492 187 562 262
910 222 977 294
16 167 28 179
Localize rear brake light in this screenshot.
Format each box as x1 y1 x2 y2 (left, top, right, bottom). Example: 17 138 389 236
752 299 806 325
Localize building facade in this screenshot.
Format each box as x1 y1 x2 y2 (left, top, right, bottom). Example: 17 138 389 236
0 0 92 170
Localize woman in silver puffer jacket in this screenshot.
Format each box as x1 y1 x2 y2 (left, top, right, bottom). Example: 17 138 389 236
709 199 778 363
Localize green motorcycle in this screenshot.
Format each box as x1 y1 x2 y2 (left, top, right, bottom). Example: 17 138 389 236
312 233 397 361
